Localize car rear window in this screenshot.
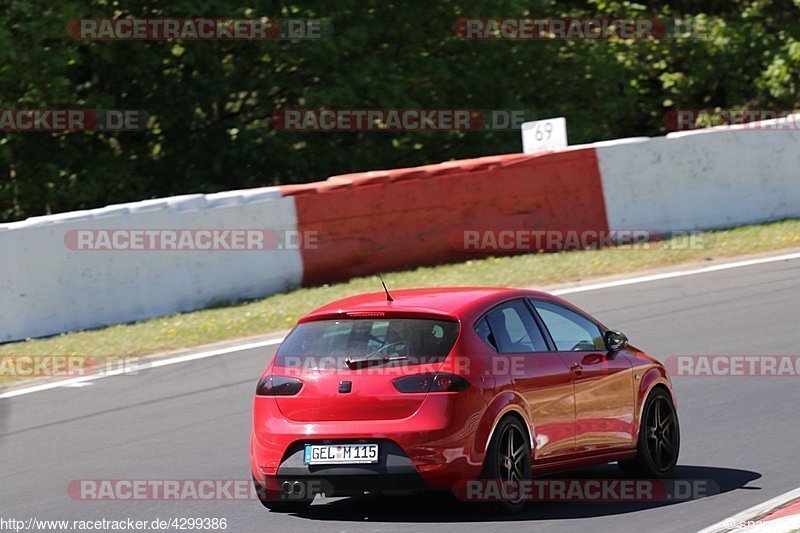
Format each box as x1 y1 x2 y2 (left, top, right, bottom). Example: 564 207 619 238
274 318 459 368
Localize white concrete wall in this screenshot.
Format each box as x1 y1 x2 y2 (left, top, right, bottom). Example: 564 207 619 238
0 188 302 342
596 121 800 232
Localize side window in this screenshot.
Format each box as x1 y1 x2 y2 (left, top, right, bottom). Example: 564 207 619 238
483 300 549 353
531 300 606 351
474 317 497 351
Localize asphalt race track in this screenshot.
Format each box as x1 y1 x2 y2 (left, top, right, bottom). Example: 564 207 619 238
2 256 799 532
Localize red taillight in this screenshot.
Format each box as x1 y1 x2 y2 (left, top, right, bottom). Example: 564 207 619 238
255 375 303 396
392 372 470 393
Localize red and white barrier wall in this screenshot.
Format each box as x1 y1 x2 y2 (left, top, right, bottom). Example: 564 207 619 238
3 119 799 341
280 149 607 285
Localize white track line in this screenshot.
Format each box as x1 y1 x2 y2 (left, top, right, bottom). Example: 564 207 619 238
3 250 800 400
698 487 800 532
0 337 284 399
551 251 800 296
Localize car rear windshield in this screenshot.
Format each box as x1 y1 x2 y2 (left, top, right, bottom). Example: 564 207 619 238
274 318 459 368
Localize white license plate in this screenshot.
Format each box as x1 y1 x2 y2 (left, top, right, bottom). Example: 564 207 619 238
303 444 379 465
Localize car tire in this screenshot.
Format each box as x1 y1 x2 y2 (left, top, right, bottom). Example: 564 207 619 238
480 416 532 514
619 388 680 478
252 476 312 513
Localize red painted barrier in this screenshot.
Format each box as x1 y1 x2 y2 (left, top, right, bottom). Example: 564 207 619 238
281 149 608 286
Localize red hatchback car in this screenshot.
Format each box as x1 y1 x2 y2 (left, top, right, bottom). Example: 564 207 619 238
250 287 679 512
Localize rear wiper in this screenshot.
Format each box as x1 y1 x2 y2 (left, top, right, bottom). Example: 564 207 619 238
344 355 407 369
343 341 404 369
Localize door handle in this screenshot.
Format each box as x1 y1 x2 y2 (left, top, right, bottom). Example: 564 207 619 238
570 362 583 376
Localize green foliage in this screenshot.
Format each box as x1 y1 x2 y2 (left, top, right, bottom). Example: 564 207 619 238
1 0 799 222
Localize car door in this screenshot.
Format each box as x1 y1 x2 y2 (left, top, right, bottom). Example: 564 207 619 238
477 299 576 460
529 299 636 452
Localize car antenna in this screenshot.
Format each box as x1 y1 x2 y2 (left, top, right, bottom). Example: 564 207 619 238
379 274 394 302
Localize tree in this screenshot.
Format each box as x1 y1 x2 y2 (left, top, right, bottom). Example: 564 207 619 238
1 0 798 222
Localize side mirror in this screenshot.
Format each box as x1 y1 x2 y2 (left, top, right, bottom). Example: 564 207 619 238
604 330 628 353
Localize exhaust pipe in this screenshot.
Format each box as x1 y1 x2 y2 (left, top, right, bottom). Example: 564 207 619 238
280 480 306 496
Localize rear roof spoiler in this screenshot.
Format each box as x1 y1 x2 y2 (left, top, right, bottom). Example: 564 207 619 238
298 308 459 323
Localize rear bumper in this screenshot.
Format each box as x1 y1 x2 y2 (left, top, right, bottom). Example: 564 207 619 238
273 441 429 496
251 391 488 491
283 474 429 497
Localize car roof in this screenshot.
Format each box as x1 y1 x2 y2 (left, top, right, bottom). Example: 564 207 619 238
299 287 558 323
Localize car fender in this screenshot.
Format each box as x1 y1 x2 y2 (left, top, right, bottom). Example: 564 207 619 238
472 390 534 466
634 365 676 439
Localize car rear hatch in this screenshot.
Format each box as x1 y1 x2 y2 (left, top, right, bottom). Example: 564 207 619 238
272 314 460 422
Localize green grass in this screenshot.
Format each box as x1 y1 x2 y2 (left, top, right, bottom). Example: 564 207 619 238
2 220 800 379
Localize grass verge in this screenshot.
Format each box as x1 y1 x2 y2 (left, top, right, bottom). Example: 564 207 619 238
2 220 800 386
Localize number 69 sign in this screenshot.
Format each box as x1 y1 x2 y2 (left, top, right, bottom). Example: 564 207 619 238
521 117 568 154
